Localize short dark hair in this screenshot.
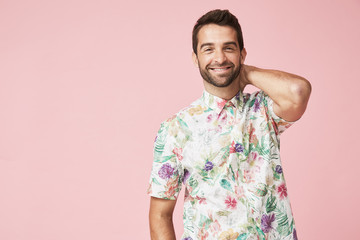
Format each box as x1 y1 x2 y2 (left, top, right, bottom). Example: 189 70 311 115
192 9 244 55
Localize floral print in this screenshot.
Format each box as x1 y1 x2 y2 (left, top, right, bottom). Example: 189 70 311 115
147 89 298 239
261 213 276 233
219 228 239 240
158 163 175 179
225 196 237 209
204 161 214 171
277 183 288 200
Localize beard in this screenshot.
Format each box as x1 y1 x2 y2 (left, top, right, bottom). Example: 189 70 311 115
199 61 241 88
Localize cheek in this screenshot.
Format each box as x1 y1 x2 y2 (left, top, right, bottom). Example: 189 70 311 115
200 56 214 67
197 58 210 69
229 56 241 66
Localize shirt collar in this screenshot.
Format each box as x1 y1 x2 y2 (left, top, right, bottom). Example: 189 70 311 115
201 89 244 115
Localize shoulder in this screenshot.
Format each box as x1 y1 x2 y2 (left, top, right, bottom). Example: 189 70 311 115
243 90 296 135
242 90 268 111
162 97 205 125
157 97 203 139
243 90 267 101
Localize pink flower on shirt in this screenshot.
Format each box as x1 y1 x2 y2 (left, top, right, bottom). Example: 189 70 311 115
229 141 236 153
198 223 209 240
277 182 288 199
209 219 221 235
206 113 213 122
225 195 237 209
217 99 227 109
173 147 183 161
235 186 245 198
196 196 207 204
243 170 254 183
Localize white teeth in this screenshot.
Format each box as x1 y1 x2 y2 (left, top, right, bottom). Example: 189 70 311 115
213 68 227 72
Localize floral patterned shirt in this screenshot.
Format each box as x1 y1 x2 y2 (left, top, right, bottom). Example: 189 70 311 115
147 89 299 240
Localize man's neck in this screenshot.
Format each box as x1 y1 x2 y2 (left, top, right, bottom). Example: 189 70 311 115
203 79 242 100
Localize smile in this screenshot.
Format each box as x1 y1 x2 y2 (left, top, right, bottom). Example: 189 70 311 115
209 67 232 72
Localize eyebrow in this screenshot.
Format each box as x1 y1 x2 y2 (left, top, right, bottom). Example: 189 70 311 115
223 41 238 47
200 41 238 50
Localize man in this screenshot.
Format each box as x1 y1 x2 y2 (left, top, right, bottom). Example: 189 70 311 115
147 9 311 240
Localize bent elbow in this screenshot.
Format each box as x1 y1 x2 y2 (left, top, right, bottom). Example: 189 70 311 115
291 79 312 105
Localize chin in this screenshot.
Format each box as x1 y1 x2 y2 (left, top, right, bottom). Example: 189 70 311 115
215 79 236 88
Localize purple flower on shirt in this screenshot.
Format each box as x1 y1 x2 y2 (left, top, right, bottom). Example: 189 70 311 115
254 98 261 112
158 163 175 179
204 161 214 171
182 237 193 240
293 228 298 240
183 169 190 183
235 143 244 153
275 165 283 174
261 213 275 233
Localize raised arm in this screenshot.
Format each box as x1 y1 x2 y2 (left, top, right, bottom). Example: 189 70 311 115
149 197 177 240
240 64 312 122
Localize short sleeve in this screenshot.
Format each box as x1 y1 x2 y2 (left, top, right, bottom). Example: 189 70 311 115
260 90 298 135
147 120 183 200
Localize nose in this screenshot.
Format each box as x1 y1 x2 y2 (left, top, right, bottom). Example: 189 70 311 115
214 49 227 64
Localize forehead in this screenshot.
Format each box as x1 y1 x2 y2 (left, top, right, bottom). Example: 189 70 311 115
197 24 238 46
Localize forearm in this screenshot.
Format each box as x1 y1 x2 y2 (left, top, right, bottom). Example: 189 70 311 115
243 65 311 106
149 215 176 240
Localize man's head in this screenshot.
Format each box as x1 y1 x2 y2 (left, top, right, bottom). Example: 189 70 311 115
192 9 244 56
192 9 246 89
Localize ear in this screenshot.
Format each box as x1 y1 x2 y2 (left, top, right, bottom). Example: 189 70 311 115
192 52 199 67
240 48 247 64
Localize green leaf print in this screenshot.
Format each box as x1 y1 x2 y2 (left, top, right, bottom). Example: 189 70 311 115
256 137 271 162
277 224 291 237
154 144 164 154
275 202 291 236
220 179 232 191
228 107 234 115
266 194 277 213
249 98 256 108
257 146 270 159
256 183 268 197
188 177 198 189
242 147 249 157
152 177 161 185
199 214 212 229
229 165 236 181
276 209 289 226
216 210 231 216
255 225 266 240
246 224 256 234
221 147 230 163
154 141 165 160
250 115 257 120
177 117 188 128
290 218 294 232
237 233 248 240
160 155 176 163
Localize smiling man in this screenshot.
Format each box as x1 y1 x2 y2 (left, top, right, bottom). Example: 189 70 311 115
147 9 311 240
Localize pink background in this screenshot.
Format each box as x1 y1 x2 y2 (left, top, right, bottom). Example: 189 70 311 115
1 0 359 239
